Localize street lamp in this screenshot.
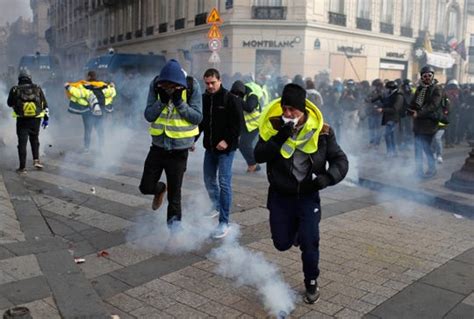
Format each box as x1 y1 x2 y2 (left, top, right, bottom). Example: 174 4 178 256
445 139 474 194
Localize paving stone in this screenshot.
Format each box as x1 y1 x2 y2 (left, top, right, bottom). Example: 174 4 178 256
200 287 242 306
330 294 375 313
134 291 177 310
0 295 13 310
170 289 209 308
335 307 364 319
17 299 61 319
0 255 42 280
300 310 334 319
369 282 464 319
78 253 123 279
2 237 69 257
0 270 16 285
229 298 269 318
130 305 174 319
462 292 474 306
0 276 50 305
454 247 474 265
102 244 154 267
104 303 137 319
91 274 132 299
304 299 344 316
163 302 211 318
420 260 474 295
198 300 242 318
106 293 145 313
36 249 109 318
142 278 181 295
444 302 474 319
324 282 368 299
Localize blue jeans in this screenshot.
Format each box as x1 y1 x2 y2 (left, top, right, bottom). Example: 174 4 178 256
384 121 397 156
203 150 235 225
239 128 258 166
414 133 435 173
432 129 445 158
267 189 321 282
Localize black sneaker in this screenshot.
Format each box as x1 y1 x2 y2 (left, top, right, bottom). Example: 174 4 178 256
304 279 320 304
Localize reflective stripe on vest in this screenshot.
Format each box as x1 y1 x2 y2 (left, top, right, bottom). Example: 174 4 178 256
280 129 316 159
149 91 199 139
12 109 45 119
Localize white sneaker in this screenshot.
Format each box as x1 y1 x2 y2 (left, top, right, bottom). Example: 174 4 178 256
437 156 443 164
212 223 230 239
205 210 219 218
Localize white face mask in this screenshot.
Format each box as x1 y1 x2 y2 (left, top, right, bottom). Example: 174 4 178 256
282 115 301 127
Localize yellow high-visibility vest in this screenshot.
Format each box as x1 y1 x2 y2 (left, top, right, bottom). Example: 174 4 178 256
243 82 264 132
149 90 199 139
259 98 324 158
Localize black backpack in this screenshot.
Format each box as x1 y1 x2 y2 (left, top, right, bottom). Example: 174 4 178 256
14 84 42 117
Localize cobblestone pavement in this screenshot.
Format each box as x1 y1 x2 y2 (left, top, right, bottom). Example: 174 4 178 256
0 136 473 318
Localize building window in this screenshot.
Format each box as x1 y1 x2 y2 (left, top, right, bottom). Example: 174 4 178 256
447 8 459 39
401 0 412 27
254 0 283 5
252 0 287 19
330 0 344 14
197 0 205 13
175 0 185 19
380 0 393 23
356 0 371 30
420 0 430 31
159 0 167 23
436 0 447 34
357 0 371 19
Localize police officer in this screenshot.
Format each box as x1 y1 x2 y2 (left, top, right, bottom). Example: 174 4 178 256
139 59 202 229
7 70 49 173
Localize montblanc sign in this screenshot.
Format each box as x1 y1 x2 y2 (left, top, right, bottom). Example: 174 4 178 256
242 37 300 48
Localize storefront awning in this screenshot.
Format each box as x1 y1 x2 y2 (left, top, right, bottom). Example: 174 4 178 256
425 52 455 69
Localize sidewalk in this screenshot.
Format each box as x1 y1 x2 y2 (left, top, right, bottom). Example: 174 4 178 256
0 140 473 318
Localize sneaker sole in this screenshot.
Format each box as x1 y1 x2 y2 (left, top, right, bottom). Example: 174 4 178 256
212 229 229 239
303 294 320 304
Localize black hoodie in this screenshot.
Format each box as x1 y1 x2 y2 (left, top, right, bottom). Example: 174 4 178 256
199 86 242 153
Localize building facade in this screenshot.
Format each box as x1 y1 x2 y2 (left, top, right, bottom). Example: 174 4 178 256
46 0 474 83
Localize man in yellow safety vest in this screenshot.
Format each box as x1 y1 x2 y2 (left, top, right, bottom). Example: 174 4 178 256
139 59 202 230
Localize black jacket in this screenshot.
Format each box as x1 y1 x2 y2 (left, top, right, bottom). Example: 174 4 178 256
7 79 48 117
381 91 403 125
409 83 442 135
254 123 348 195
199 86 242 153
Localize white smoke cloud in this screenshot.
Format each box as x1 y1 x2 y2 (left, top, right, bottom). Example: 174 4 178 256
208 227 296 317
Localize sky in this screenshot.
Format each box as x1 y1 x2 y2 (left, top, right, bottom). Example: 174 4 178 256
0 0 32 25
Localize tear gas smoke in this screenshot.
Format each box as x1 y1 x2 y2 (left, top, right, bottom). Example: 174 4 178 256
208 227 296 317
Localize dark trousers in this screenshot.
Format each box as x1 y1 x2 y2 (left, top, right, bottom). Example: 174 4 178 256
139 145 188 223
16 118 41 169
238 128 258 166
81 113 104 149
267 188 321 282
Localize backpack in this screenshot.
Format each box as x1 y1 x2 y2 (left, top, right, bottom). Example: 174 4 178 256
437 94 450 125
14 84 42 117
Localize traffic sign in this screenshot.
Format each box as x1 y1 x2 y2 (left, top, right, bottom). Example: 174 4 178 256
207 24 222 39
209 51 221 64
207 7 223 24
208 39 222 51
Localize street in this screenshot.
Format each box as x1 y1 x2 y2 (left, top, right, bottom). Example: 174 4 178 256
0 123 473 319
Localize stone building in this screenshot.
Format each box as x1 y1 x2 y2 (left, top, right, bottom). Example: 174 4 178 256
46 0 474 83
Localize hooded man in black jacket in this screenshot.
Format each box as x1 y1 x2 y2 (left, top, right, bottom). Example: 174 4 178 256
198 68 242 239
254 83 348 305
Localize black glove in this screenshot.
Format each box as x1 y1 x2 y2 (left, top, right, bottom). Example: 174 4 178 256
172 87 184 106
272 120 294 144
156 87 170 105
313 174 332 190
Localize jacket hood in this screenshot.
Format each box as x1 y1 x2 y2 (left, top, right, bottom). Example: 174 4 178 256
158 59 187 88
230 80 246 98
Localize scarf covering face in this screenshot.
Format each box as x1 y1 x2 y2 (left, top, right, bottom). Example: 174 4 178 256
259 98 324 157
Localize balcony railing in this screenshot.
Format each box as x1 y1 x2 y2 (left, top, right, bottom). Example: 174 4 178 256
175 18 185 30
125 32 131 40
400 26 413 37
118 34 124 42
356 17 371 31
434 33 445 43
328 12 346 26
110 36 115 44
102 38 108 45
251 6 287 20
380 22 394 34
135 29 143 38
159 23 167 33
195 12 207 26
146 26 154 36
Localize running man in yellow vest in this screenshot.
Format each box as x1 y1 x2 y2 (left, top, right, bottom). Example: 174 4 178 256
139 59 202 229
254 83 348 304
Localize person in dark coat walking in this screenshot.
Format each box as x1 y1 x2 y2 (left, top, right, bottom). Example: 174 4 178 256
254 83 348 305
408 65 442 178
